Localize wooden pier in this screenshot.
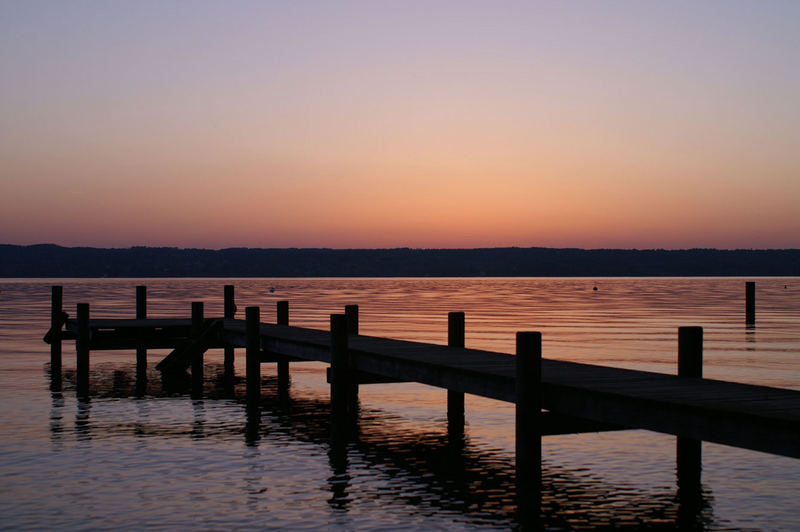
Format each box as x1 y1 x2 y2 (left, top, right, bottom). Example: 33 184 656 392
44 283 799 518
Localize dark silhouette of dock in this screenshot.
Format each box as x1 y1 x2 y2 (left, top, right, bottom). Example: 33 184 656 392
44 282 797 524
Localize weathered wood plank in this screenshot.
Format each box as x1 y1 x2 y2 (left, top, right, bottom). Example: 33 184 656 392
325 367 409 384
66 318 194 330
259 351 304 363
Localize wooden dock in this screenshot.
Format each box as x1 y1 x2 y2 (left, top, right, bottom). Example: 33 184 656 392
44 283 798 518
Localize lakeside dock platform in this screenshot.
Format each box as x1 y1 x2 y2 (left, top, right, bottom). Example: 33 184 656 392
44 283 799 518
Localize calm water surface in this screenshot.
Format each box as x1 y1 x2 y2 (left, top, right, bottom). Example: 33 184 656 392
0 277 798 530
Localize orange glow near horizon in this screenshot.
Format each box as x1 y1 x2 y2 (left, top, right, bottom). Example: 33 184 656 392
1 3 799 250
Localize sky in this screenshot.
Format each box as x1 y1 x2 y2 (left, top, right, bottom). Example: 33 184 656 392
1 1 798 250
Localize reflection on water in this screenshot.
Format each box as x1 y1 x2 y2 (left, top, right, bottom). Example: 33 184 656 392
45 361 719 530
1 277 799 530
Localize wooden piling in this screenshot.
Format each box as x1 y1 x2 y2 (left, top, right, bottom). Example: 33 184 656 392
246 307 261 403
344 305 359 411
677 327 703 495
191 302 204 397
330 314 352 422
344 305 359 335
224 285 236 318
277 300 289 326
136 286 147 377
515 331 542 522
447 312 465 437
275 301 290 390
76 303 90 397
746 281 756 326
678 326 703 379
224 285 235 372
50 286 63 384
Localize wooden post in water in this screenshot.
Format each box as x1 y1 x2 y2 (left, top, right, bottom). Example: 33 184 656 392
136 286 147 378
76 303 90 397
276 300 290 389
50 286 63 389
344 305 359 335
328 314 353 494
246 307 261 403
330 314 353 425
746 281 756 327
515 331 542 524
223 285 235 373
678 326 703 379
447 312 465 438
344 305 359 412
191 302 204 397
677 326 703 499
277 300 289 326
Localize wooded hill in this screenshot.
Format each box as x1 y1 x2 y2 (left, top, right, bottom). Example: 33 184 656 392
1 244 798 277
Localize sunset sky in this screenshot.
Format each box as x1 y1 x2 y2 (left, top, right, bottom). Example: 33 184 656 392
1 1 798 249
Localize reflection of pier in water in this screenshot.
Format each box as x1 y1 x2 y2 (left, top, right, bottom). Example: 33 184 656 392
48 362 716 530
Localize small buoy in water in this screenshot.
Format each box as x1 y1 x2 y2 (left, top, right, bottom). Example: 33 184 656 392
593 286 598 291
269 287 275 293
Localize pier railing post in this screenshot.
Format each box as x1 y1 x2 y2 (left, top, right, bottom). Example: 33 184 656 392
223 285 235 373
191 302 204 398
277 300 289 326
447 312 465 438
344 305 359 335
328 315 353 502
330 314 354 432
246 307 261 403
515 331 542 524
746 281 756 327
344 305 359 412
276 301 290 390
677 326 703 509
678 326 703 379
136 286 147 388
76 303 90 397
50 286 63 390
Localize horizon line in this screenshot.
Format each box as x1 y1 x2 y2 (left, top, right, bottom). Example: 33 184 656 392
4 243 800 253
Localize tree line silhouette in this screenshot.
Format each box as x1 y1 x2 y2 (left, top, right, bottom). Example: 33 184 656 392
1 244 798 277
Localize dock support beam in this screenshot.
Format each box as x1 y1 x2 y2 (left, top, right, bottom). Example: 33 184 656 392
136 286 147 390
276 300 290 390
191 302 204 398
678 326 703 379
677 326 703 509
746 281 756 327
76 303 90 397
447 312 465 438
330 313 356 436
50 286 63 391
344 305 359 412
515 331 542 525
224 285 235 374
246 307 261 403
329 314 354 504
344 305 359 335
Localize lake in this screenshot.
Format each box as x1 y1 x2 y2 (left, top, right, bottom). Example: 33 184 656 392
0 277 798 530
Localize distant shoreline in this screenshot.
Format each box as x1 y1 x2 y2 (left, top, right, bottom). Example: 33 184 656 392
2 244 798 277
